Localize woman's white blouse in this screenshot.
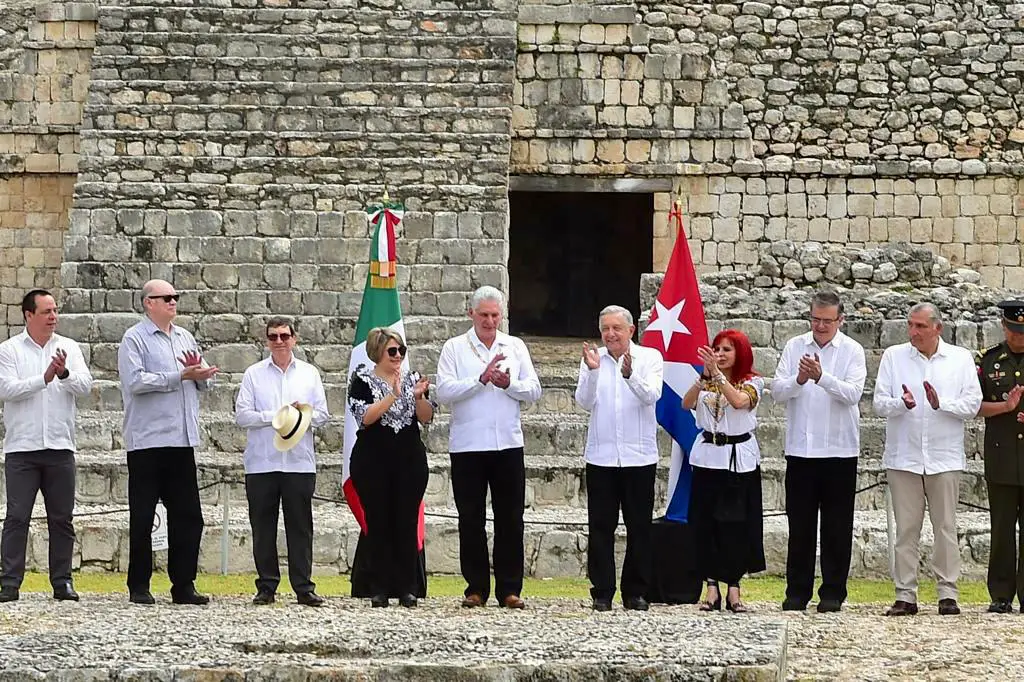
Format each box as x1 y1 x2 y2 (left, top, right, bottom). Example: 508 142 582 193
688 376 764 473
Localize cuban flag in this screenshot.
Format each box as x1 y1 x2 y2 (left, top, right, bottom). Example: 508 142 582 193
640 214 708 523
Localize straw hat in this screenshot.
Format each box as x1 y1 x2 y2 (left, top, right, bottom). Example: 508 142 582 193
272 403 313 451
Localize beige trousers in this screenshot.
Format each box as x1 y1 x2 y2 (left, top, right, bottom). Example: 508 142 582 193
886 469 961 603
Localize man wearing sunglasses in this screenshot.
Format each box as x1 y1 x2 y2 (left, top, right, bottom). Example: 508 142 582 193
117 279 219 605
436 286 542 609
235 317 329 606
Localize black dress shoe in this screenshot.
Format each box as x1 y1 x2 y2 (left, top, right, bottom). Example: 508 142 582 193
53 583 79 601
988 599 1014 614
885 600 918 616
370 594 389 608
592 598 612 612
129 591 155 605
171 589 210 605
0 586 19 603
297 591 324 607
782 598 806 611
252 590 275 606
623 596 650 611
398 593 417 608
938 598 961 616
816 600 842 613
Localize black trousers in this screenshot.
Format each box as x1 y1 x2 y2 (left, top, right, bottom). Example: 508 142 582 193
127 447 204 595
350 437 428 598
450 448 525 601
987 481 1024 603
0 450 76 589
784 456 858 605
585 463 656 601
245 472 315 596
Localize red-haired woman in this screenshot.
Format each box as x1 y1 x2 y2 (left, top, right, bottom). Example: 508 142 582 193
682 329 766 613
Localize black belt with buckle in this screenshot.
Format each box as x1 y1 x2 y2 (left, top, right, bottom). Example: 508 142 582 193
702 432 752 447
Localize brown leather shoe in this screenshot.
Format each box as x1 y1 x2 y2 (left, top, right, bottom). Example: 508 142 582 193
885 600 918 616
461 593 485 608
500 594 526 609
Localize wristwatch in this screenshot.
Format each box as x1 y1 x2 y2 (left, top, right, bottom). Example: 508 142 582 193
58 369 70 380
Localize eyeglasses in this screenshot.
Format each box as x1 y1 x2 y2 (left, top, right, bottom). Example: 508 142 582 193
386 345 407 358
810 316 840 325
146 294 180 303
267 333 293 342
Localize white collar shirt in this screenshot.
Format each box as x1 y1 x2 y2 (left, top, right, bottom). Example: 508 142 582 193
435 328 542 453
235 355 330 474
0 331 94 454
873 339 982 475
770 330 867 458
574 342 663 467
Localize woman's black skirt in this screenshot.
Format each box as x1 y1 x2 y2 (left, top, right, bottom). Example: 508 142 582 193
688 464 766 584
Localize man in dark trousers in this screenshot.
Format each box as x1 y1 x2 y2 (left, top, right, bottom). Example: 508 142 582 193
977 300 1024 613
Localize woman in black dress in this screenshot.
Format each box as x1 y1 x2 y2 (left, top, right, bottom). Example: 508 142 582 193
347 327 433 607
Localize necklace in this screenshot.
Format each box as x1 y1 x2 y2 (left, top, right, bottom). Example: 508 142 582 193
466 331 496 365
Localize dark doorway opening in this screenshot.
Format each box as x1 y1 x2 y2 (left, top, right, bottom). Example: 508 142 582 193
508 191 654 338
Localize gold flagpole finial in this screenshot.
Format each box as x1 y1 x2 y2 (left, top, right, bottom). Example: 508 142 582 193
382 188 390 203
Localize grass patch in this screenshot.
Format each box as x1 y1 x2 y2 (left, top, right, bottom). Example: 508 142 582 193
20 572 992 603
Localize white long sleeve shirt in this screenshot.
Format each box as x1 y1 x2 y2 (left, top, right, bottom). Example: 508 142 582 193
435 328 541 453
771 331 867 458
873 340 982 475
574 342 663 467
0 331 94 454
235 355 330 474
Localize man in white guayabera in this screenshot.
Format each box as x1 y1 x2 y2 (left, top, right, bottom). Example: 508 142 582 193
873 302 982 618
436 286 541 610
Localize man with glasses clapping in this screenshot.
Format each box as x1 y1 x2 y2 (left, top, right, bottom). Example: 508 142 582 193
236 317 329 607
117 279 219 606
771 290 867 614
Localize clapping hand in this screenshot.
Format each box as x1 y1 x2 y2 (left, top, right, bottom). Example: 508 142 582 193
923 381 940 410
491 368 511 389
798 353 822 382
178 350 219 381
413 376 430 399
620 349 632 379
43 348 68 384
1005 385 1023 413
697 345 719 377
479 353 507 385
901 384 917 410
582 342 601 370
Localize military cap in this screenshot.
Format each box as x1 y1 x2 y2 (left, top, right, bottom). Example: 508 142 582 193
998 300 1024 333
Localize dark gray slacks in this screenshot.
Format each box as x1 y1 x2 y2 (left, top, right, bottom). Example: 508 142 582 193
245 472 316 595
1 449 76 589
986 481 1024 604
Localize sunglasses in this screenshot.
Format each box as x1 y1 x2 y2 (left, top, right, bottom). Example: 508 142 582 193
267 333 293 342
387 345 407 358
147 294 180 303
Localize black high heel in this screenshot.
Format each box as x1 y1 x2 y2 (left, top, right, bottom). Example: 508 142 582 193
726 585 749 613
699 581 721 612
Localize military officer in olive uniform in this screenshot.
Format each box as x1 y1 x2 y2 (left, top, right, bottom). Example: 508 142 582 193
977 300 1024 613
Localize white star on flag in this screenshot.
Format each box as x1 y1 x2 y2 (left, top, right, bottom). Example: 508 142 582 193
645 298 691 350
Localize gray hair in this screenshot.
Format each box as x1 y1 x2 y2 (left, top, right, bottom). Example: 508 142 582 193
598 305 634 327
469 285 505 312
909 302 943 326
810 290 844 316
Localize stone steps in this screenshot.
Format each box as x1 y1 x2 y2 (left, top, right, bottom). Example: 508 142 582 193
0 449 992 514
104 5 514 37
94 31 516 60
89 55 515 83
7 499 994 580
87 79 513 106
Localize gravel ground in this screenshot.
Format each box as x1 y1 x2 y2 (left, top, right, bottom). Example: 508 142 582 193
0 596 1020 681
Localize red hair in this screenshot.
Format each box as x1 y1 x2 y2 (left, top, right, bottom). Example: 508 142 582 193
712 329 758 383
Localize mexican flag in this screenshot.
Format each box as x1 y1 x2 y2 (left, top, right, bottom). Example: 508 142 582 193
342 196 427 596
